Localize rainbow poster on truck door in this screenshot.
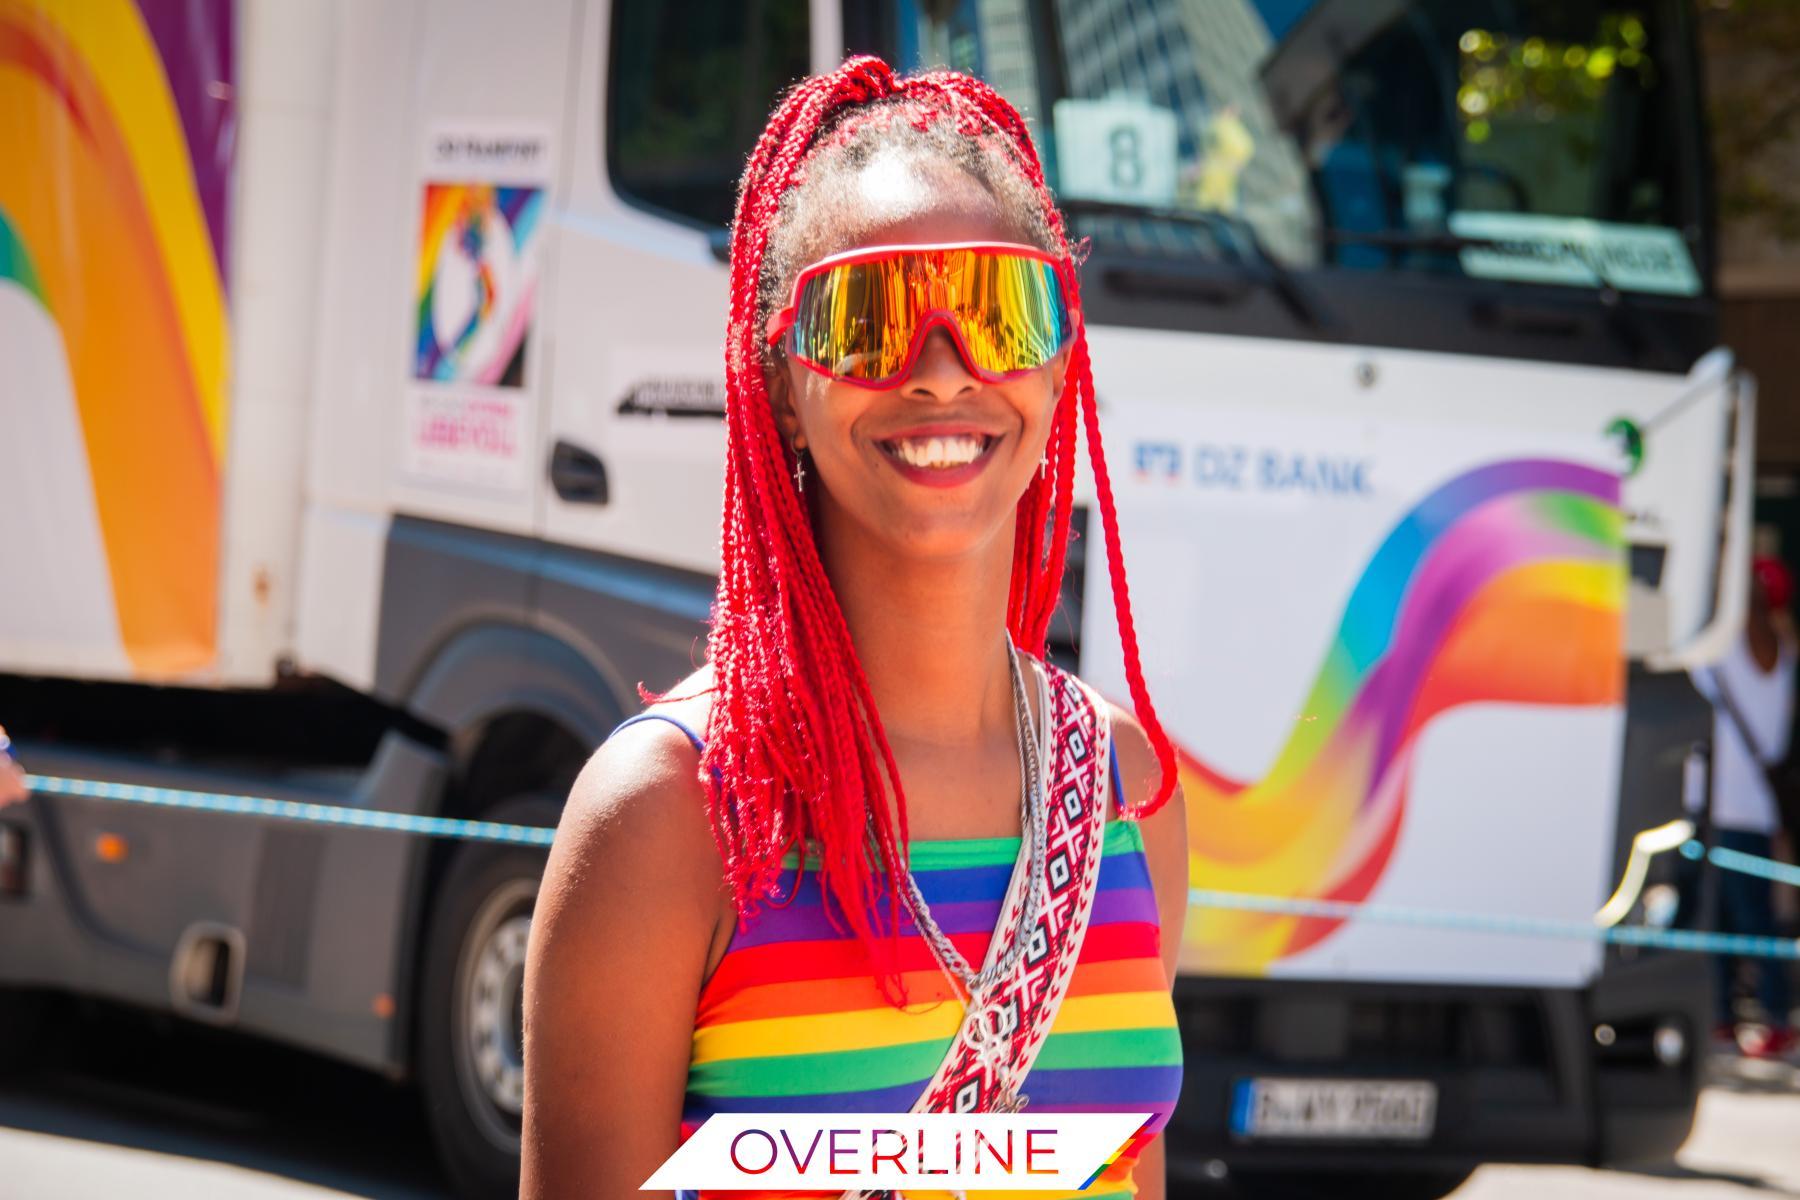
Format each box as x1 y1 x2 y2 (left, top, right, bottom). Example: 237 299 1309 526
412 183 544 387
0 0 234 679
402 127 549 494
1082 404 1627 988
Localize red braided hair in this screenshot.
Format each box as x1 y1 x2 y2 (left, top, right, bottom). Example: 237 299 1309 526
706 55 1177 976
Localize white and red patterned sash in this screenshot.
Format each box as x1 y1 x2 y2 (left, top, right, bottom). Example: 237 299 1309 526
911 660 1113 1114
837 664 1113 1200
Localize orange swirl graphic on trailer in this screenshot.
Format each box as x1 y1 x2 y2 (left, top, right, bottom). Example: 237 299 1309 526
0 0 232 675
1180 460 1625 974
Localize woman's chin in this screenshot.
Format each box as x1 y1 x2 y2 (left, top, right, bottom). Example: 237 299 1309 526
868 503 1019 564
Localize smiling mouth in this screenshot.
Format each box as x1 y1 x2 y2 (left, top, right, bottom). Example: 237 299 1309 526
877 433 999 471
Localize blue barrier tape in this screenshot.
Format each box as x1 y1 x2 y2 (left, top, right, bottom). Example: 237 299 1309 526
1681 837 1800 889
1187 888 1800 961
23 773 556 847
22 771 1800 961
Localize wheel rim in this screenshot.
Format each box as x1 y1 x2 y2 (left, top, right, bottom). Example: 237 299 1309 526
453 877 536 1150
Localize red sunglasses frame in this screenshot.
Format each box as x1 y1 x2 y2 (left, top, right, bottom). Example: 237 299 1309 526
763 240 1076 390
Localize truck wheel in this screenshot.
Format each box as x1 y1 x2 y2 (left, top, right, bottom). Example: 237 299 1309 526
1229 1167 1475 1200
416 794 560 1200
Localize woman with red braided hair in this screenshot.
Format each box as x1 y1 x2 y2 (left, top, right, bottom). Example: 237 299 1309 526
523 57 1188 1200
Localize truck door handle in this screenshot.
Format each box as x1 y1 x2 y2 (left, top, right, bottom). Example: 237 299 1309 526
549 439 609 505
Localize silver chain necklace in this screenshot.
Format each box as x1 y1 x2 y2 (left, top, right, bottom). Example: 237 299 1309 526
901 639 1048 1004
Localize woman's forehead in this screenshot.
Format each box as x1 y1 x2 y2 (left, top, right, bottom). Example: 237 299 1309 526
805 151 1024 261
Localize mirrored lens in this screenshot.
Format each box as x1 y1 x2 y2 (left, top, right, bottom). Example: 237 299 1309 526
938 252 1068 377
790 254 917 381
788 249 1068 383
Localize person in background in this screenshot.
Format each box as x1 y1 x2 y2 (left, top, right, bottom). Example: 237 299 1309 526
0 725 25 810
1690 555 1798 1059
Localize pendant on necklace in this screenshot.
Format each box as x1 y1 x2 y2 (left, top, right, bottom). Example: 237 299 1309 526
965 993 1018 1052
992 1086 1029 1114
963 992 1030 1112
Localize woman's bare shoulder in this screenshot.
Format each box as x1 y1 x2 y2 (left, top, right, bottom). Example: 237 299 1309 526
1039 662 1169 813
1098 698 1188 983
1096 697 1186 843
1102 700 1159 810
546 666 720 915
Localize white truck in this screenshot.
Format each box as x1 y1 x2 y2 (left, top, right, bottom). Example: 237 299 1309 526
0 2 1746 1199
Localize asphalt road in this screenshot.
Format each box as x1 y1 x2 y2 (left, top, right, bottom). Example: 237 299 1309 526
1 998 1796 1200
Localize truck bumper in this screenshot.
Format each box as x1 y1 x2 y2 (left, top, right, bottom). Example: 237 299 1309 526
1163 960 1707 1177
0 732 446 1077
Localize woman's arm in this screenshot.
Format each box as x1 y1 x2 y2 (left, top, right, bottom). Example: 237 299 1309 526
1110 706 1191 1200
520 724 727 1200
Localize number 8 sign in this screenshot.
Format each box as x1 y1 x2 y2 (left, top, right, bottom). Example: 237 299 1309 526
1052 98 1179 207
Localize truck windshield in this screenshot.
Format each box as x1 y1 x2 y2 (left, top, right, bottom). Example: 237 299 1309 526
887 0 1705 298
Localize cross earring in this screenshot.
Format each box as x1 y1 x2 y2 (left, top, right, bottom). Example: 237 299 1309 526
1039 453 1049 478
794 446 807 494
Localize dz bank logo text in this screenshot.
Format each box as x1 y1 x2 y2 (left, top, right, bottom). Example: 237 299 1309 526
1133 441 1373 497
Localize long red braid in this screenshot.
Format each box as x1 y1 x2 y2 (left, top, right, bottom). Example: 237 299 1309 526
707 55 1177 977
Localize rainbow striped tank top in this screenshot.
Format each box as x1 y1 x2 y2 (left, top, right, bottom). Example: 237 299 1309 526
627 701 1183 1199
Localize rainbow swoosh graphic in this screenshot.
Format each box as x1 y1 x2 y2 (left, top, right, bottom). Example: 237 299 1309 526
0 0 232 675
1180 458 1625 973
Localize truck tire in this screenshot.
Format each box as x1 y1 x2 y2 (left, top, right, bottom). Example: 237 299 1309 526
416 793 560 1200
1229 1167 1476 1200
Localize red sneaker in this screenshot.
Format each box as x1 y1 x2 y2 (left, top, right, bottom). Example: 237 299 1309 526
1745 1026 1799 1060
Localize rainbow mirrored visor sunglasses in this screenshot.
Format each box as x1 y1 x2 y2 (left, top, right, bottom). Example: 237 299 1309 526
764 242 1073 388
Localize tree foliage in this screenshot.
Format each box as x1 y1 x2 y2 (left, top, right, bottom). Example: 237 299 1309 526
1698 0 1800 243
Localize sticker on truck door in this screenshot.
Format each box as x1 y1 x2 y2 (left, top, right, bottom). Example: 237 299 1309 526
413 182 543 387
404 127 551 492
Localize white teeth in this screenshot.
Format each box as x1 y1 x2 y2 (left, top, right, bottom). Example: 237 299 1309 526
891 435 986 469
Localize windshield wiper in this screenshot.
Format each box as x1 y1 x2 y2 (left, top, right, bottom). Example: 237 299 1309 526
1326 228 1652 356
1060 198 1335 334
1326 227 1638 303
1321 229 1505 255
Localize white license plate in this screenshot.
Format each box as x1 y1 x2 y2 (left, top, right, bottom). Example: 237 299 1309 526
1231 1078 1438 1141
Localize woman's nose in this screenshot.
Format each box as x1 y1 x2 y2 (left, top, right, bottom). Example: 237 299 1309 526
903 327 980 401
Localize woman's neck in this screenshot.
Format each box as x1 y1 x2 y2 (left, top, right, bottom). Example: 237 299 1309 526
816 513 1019 752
